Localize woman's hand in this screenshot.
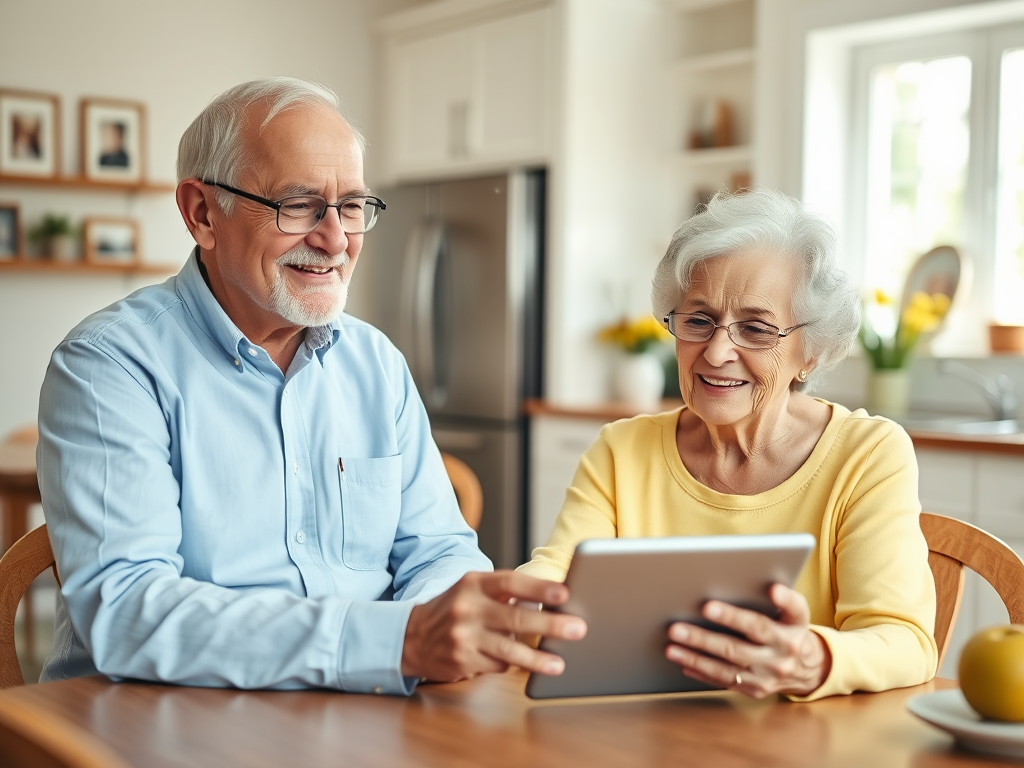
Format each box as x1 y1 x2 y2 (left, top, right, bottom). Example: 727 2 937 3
665 583 831 698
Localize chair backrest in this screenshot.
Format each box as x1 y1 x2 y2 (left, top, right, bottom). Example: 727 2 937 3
0 525 57 689
0 696 132 768
920 512 1024 668
2 426 37 446
441 453 483 532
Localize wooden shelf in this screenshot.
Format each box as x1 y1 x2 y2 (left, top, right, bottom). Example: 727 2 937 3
0 259 175 276
675 47 754 74
0 174 175 194
673 0 747 10
677 145 753 165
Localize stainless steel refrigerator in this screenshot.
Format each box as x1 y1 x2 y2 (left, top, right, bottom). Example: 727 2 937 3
371 171 544 568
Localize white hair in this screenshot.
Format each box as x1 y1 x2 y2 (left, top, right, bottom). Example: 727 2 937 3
176 77 367 214
651 187 860 392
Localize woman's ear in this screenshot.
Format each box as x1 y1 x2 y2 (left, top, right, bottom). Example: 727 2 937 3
176 179 216 250
797 358 818 383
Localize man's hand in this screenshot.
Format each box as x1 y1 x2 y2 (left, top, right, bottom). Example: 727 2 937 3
401 571 587 683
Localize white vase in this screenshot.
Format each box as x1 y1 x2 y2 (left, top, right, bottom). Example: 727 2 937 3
48 234 78 262
866 369 910 417
613 352 665 411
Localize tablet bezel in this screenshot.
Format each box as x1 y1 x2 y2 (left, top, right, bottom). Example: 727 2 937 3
524 533 816 699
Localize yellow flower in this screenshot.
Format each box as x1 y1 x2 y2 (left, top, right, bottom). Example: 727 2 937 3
873 288 894 305
901 292 951 335
598 314 672 353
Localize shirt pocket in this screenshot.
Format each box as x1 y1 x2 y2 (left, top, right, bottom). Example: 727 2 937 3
338 455 403 571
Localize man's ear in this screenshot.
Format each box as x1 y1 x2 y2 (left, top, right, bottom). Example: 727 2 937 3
176 179 216 250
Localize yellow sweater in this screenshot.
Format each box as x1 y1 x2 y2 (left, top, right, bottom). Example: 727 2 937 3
518 402 937 700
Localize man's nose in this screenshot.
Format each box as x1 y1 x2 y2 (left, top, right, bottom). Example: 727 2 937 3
305 208 349 253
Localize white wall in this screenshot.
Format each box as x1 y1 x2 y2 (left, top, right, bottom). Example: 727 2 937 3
544 0 669 404
0 0 421 437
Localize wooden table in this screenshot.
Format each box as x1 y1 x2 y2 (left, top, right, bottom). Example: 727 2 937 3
0 672 1005 767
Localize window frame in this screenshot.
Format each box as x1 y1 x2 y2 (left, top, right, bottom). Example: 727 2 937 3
846 23 1024 355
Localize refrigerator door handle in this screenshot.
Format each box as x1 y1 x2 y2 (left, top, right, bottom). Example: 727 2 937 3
399 220 448 407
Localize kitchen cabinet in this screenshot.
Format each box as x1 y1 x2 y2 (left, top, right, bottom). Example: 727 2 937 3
528 415 605 552
671 0 756 215
917 448 1024 678
379 4 553 181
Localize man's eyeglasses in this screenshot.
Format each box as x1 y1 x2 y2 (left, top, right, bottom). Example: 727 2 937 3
201 180 386 235
664 312 813 351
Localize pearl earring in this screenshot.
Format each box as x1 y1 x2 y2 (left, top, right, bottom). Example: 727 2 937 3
797 369 808 382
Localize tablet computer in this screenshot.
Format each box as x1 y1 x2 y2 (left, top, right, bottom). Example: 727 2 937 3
524 533 815 699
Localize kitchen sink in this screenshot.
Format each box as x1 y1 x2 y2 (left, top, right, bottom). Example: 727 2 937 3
895 414 1023 436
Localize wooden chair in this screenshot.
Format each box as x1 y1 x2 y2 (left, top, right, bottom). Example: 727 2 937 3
442 453 483 531
0 695 131 768
921 512 1024 667
0 424 38 554
0 426 41 666
0 525 57 689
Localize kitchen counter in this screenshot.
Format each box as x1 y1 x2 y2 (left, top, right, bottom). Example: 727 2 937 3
524 399 1024 456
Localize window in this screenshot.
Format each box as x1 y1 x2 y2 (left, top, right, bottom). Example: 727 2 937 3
849 24 1024 351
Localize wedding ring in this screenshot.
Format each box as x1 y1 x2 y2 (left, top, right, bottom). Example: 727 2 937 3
734 672 743 687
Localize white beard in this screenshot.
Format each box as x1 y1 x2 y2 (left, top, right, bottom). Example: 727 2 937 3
269 244 351 327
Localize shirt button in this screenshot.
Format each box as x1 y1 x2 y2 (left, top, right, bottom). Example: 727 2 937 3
295 530 306 544
293 462 300 474
248 347 258 356
373 686 382 695
232 359 240 366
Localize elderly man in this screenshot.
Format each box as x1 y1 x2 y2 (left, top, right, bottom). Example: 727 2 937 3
36 77 584 693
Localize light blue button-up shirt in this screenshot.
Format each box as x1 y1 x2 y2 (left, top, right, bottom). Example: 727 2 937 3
37 250 492 693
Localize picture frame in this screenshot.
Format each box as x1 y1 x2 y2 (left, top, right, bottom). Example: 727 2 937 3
83 216 140 265
0 203 20 260
0 89 60 178
80 98 145 184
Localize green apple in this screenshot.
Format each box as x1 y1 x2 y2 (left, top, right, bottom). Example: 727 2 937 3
959 625 1024 721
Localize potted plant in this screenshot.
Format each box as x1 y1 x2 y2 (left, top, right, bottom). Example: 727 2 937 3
597 314 674 409
858 289 951 415
28 213 78 261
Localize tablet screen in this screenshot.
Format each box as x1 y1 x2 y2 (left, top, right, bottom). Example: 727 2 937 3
525 533 815 699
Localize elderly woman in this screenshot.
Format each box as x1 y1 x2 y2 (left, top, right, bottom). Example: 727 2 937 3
519 188 937 701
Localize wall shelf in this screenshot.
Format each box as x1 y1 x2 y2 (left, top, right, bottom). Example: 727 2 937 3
0 174 175 194
675 47 754 74
673 0 746 10
677 145 753 165
0 259 175 276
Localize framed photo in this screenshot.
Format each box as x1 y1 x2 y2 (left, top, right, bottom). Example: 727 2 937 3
0 89 60 178
80 98 145 183
83 216 140 265
0 203 20 260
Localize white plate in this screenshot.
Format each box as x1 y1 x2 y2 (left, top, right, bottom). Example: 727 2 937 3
906 689 1024 759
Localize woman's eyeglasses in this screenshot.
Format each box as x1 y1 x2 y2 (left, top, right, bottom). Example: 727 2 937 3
664 312 812 350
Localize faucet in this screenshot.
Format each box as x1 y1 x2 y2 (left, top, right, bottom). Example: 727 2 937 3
937 360 1018 421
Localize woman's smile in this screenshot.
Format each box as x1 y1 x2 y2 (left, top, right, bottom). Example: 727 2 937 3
697 373 747 389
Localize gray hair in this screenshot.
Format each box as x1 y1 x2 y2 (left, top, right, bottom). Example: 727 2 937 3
176 77 367 214
651 187 860 392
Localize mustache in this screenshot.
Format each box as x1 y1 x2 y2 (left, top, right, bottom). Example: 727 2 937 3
276 245 349 270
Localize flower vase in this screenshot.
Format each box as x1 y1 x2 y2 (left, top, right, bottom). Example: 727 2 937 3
613 352 665 411
866 369 910 417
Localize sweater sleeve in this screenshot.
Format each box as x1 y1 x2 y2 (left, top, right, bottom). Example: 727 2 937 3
516 426 619 582
790 422 938 701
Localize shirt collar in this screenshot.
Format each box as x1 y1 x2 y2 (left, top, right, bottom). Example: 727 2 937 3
175 247 340 371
